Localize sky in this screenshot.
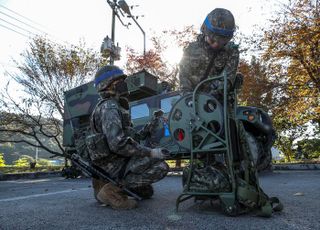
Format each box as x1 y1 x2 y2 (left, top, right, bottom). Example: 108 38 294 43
0 0 284 72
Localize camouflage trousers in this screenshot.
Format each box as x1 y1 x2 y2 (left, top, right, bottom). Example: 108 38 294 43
182 163 231 193
93 155 169 195
122 156 169 188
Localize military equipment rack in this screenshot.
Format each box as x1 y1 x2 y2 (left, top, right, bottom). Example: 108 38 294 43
169 72 239 215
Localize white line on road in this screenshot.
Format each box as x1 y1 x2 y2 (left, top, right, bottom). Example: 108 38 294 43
0 188 90 202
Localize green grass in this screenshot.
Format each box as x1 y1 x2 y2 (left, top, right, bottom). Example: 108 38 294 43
0 166 64 174
273 159 320 164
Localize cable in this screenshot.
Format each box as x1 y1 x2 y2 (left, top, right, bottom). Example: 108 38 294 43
0 22 29 38
0 5 79 48
0 10 48 35
0 4 65 43
0 4 46 29
0 17 36 36
0 9 70 46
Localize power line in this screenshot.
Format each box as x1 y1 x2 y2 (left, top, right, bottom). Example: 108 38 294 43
0 17 36 36
0 5 78 48
0 10 48 36
0 22 29 38
0 8 70 46
0 4 46 29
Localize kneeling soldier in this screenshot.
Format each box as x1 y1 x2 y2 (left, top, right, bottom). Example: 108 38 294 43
88 65 169 210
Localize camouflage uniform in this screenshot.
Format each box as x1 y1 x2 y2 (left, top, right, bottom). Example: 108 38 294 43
179 34 239 93
90 97 169 188
178 9 238 192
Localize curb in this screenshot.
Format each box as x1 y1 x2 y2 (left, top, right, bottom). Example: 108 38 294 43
272 163 320 170
1 164 319 181
0 171 62 181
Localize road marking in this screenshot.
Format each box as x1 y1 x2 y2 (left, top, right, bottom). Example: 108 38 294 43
0 188 90 202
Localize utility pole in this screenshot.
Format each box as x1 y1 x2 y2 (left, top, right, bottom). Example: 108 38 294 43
35 147 38 162
110 0 116 64
101 0 146 64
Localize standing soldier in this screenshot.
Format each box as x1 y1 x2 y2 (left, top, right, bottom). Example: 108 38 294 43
179 8 272 183
179 8 239 190
87 65 169 210
179 8 239 94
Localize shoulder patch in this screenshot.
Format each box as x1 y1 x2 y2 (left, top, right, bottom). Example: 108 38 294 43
101 99 119 110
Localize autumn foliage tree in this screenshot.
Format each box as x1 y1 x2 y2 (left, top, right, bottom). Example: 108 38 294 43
240 0 320 160
0 36 107 157
0 153 6 167
125 27 197 89
125 36 179 89
260 0 320 127
238 56 275 112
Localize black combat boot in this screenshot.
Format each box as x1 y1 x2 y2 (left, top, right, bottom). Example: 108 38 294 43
129 185 154 199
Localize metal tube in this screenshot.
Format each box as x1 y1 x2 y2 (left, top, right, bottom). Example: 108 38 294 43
131 16 146 55
110 2 116 65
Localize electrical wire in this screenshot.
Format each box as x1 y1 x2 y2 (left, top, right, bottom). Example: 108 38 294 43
0 17 36 36
0 10 48 35
0 4 46 29
0 6 72 46
0 22 29 38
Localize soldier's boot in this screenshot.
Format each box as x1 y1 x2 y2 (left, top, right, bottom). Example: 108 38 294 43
128 185 154 199
92 178 107 203
97 183 138 210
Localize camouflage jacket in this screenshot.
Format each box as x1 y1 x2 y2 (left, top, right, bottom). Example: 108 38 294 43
90 97 153 158
179 35 239 92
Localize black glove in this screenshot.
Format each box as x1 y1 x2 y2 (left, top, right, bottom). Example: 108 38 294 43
153 109 164 118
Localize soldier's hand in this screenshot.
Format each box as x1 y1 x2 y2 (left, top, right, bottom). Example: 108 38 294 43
153 109 164 118
146 109 164 132
150 148 170 159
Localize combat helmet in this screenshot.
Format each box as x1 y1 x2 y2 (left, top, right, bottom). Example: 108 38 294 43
201 8 235 46
94 65 127 92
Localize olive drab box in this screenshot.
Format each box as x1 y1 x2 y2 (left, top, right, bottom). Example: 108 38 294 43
85 133 111 162
125 69 158 101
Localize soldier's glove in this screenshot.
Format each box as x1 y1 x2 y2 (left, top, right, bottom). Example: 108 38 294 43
144 109 165 134
150 148 170 159
153 109 164 118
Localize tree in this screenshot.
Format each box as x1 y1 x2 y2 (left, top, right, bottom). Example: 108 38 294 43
297 138 320 159
0 153 6 167
0 36 108 157
125 27 197 89
163 26 198 49
125 36 179 89
260 0 320 127
238 56 274 112
273 117 309 162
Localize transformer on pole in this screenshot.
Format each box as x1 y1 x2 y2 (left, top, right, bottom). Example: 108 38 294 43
101 0 146 64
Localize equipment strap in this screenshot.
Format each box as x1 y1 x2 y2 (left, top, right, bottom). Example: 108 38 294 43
200 49 222 82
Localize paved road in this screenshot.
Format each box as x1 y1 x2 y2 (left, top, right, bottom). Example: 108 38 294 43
0 171 319 230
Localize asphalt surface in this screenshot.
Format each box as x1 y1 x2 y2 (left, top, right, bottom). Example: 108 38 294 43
0 171 319 230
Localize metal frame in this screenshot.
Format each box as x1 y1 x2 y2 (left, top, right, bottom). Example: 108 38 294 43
175 72 238 212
